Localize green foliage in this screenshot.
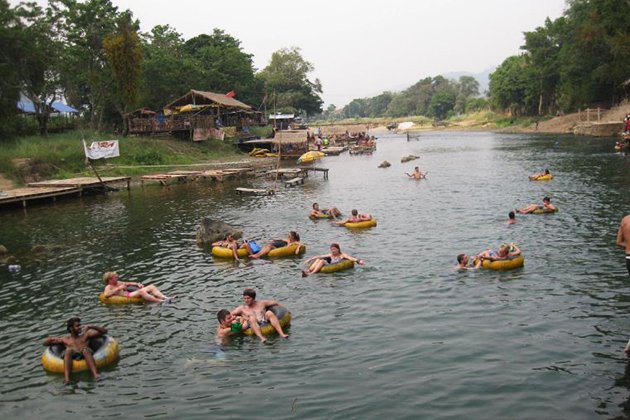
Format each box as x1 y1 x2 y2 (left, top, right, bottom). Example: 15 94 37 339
258 47 323 116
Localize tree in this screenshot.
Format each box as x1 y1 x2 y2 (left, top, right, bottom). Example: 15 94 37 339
52 0 122 130
257 47 323 116
489 55 538 116
103 12 142 135
454 76 480 114
428 90 456 120
0 1 29 139
182 29 262 106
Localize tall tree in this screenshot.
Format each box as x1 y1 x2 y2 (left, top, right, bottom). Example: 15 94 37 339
257 47 323 116
489 55 538 116
52 0 122 130
103 12 142 135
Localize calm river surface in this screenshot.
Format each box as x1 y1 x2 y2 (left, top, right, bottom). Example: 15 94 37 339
1 132 629 419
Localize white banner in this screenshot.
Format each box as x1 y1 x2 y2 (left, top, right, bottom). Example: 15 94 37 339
83 140 120 160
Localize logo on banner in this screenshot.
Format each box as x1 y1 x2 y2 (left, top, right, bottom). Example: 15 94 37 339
83 140 120 160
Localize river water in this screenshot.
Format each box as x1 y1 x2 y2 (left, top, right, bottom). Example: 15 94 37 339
1 132 629 419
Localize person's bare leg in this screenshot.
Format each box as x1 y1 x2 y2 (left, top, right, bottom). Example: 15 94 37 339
131 289 162 303
247 315 266 343
266 310 288 338
143 284 167 300
63 349 73 385
83 350 100 380
251 245 273 259
303 259 325 277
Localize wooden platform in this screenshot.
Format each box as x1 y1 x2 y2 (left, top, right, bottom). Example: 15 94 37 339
235 187 275 195
302 167 329 179
1 176 130 208
0 186 81 207
140 172 198 186
285 177 305 187
141 167 254 186
28 176 131 190
266 168 306 179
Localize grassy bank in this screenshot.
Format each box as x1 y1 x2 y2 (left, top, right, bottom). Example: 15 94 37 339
0 130 251 185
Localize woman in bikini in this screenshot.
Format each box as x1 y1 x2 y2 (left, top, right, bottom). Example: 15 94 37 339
301 243 364 277
102 271 172 303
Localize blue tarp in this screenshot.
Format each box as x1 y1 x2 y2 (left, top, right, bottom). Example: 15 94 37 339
17 98 78 114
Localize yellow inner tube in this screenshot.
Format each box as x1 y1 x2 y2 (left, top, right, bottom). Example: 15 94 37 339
99 292 144 304
344 219 377 229
309 213 332 220
530 174 553 181
211 246 249 259
42 335 119 373
267 243 306 258
532 207 559 215
243 306 291 336
319 259 355 274
481 255 525 270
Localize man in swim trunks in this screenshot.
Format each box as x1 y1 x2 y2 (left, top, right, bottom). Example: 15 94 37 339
517 197 557 214
333 209 373 226
102 271 173 303
616 214 630 276
230 288 289 342
248 231 301 259
506 211 516 225
216 309 250 338
310 202 342 219
529 169 551 180
302 243 364 277
43 317 107 384
406 166 426 180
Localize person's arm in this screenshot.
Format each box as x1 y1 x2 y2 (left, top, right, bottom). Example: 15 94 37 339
212 240 223 247
260 299 279 308
294 242 303 255
230 306 243 316
617 223 627 248
508 244 521 257
103 284 125 298
85 325 107 338
342 253 365 265
43 336 65 346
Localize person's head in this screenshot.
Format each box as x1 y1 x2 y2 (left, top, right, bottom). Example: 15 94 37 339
217 309 233 326
224 233 234 241
243 288 256 305
312 202 319 210
497 244 510 257
508 211 515 220
103 271 118 285
414 166 419 171
543 196 551 203
456 254 468 265
66 317 81 335
289 231 300 241
330 243 341 254
351 209 358 216
544 169 550 174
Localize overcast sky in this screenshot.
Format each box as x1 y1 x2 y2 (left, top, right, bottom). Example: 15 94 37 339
17 0 568 107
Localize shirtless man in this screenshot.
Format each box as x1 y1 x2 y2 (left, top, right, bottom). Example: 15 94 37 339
102 271 172 303
247 231 301 259
212 233 244 261
616 214 630 276
334 209 372 226
455 254 480 270
43 317 107 384
216 309 249 338
231 288 289 342
310 202 342 219
529 169 551 180
517 197 557 214
506 211 516 225
406 166 426 180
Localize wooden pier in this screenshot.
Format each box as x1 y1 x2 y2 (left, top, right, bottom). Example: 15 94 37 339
141 167 254 186
0 176 131 208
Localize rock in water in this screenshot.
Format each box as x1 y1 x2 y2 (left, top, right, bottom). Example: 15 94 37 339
196 218 243 246
401 155 420 163
378 161 391 168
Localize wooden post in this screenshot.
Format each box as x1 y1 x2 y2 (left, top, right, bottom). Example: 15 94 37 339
597 107 600 122
587 108 590 122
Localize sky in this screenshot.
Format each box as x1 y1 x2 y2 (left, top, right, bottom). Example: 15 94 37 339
15 0 567 107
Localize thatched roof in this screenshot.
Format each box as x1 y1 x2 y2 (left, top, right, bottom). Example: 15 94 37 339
242 129 310 145
164 90 252 111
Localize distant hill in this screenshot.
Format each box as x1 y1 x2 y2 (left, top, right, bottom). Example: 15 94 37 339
442 68 493 96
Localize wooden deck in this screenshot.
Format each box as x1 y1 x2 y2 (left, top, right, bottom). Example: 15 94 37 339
141 167 254 186
302 167 329 179
1 176 131 208
235 187 275 195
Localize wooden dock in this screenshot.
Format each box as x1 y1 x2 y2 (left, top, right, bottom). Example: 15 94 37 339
1 176 131 208
141 167 254 186
235 187 275 195
302 167 329 179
